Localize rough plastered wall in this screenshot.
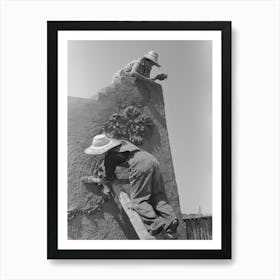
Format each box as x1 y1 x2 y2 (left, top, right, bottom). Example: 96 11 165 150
68 77 186 239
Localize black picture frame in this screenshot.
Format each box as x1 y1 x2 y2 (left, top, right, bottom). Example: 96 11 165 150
47 21 231 259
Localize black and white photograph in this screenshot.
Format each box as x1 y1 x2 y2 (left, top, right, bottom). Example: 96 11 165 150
48 21 231 259
3 0 280 278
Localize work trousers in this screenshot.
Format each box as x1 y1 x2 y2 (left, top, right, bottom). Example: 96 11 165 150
128 151 177 235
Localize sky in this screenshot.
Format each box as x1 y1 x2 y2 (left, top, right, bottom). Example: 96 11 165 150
68 40 212 214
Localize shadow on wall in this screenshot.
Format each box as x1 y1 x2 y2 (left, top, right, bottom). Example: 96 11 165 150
99 77 164 153
68 181 139 240
67 76 185 240
134 80 167 129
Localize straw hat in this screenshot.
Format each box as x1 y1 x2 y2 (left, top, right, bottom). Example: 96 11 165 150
143 51 161 67
84 134 121 155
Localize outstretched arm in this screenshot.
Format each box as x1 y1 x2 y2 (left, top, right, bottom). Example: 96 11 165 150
131 64 167 83
130 71 157 84
130 61 157 84
152 73 168 81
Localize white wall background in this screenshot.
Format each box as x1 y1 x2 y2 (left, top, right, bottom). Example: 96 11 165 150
0 0 279 280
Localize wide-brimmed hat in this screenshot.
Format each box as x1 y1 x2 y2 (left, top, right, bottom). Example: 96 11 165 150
143 51 161 67
84 134 121 155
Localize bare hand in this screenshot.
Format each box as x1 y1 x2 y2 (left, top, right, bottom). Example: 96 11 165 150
154 73 168 81
81 176 103 184
101 183 113 199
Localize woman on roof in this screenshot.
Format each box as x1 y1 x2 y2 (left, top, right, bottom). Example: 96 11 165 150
82 134 179 239
112 50 168 84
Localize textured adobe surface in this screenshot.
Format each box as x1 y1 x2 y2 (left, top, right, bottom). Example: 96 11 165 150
68 77 186 239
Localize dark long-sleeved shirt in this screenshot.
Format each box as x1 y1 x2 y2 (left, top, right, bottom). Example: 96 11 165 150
103 140 140 181
104 151 130 181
